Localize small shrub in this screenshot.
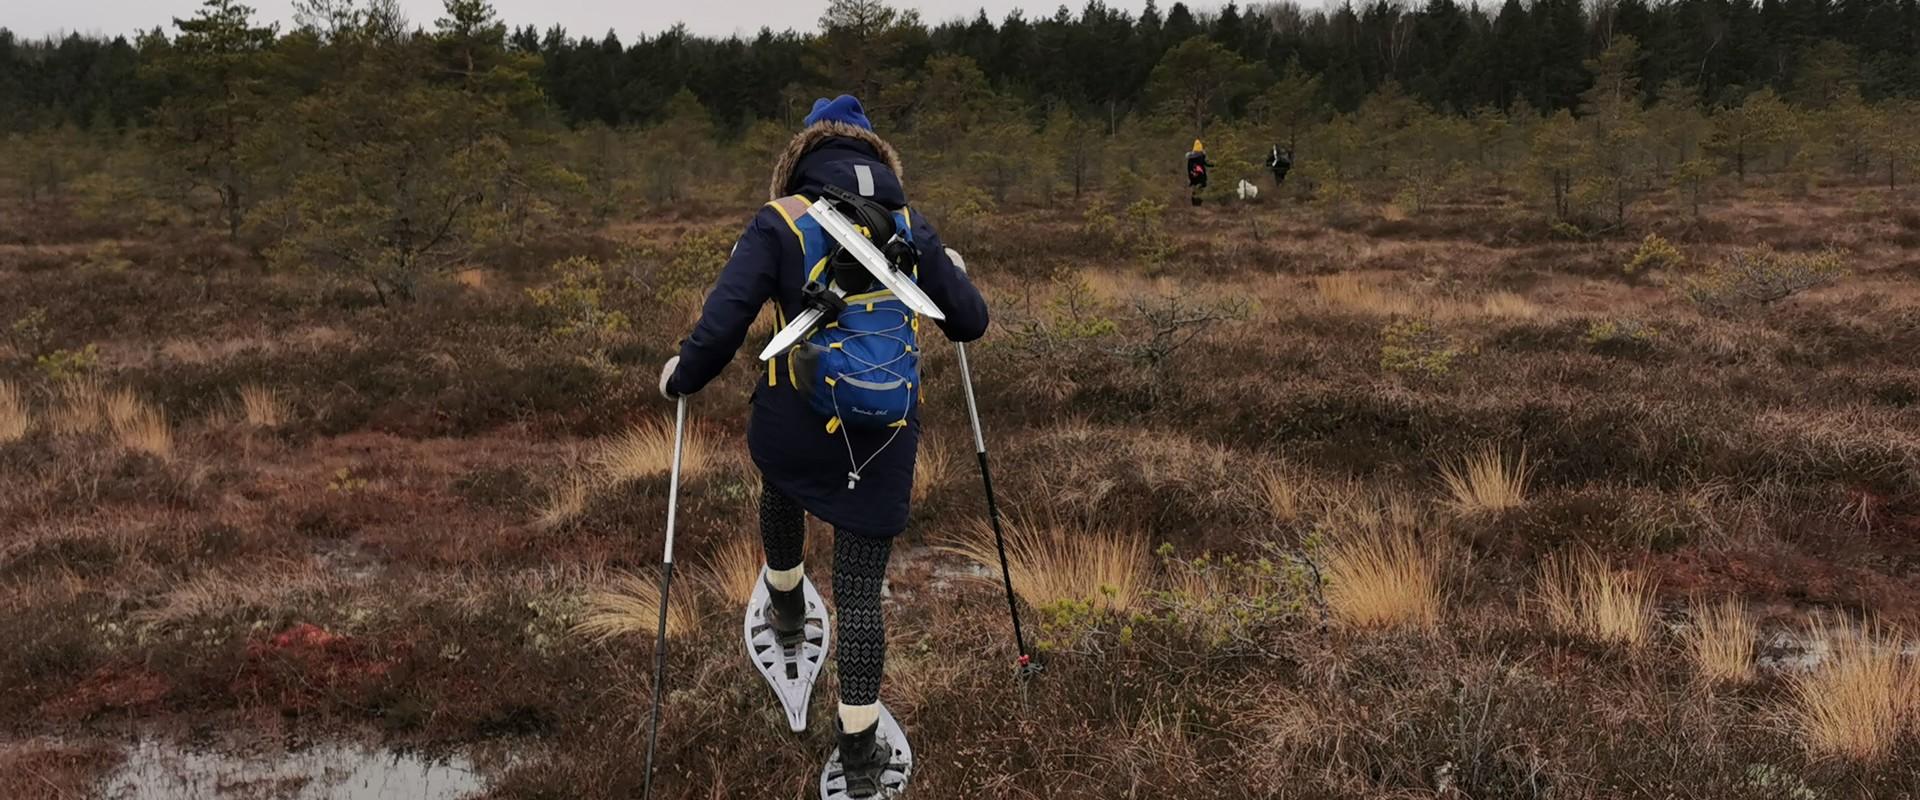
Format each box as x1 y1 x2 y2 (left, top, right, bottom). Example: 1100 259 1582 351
6 307 50 358
526 256 632 347
654 227 736 300
1682 246 1847 310
1686 599 1755 684
1583 318 1659 352
1380 318 1461 377
1538 550 1653 649
1549 220 1589 241
1121 198 1173 265
326 467 369 493
1152 545 1311 648
1786 617 1918 763
35 345 101 382
1439 445 1531 513
1625 233 1685 275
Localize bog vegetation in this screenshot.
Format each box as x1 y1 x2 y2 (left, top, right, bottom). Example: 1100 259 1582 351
4 1 1920 798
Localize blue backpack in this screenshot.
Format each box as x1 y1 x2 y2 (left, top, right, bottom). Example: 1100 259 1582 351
764 193 922 437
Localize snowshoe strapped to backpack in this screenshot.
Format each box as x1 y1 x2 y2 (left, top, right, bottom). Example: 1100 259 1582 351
764 188 922 439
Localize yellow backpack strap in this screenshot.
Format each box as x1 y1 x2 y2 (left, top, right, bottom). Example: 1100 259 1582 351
766 195 812 238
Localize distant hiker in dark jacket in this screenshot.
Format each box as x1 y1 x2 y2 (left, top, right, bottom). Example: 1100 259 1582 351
1267 144 1293 187
658 94 988 798
1186 139 1213 206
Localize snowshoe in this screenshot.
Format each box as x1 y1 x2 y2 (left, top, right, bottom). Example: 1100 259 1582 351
744 567 829 732
821 706 912 800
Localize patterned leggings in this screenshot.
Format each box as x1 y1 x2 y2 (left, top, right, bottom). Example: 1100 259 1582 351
760 487 892 706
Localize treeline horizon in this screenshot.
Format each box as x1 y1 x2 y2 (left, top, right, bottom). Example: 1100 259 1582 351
3 0 1918 135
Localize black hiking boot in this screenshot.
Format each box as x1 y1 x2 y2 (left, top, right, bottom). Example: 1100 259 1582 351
764 577 807 647
835 718 892 798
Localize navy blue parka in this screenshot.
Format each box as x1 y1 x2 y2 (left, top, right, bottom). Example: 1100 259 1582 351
664 121 989 539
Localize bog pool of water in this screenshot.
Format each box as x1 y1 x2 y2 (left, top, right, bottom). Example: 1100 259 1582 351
98 737 490 800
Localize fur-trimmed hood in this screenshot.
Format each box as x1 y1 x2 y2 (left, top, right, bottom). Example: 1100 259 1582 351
768 121 905 201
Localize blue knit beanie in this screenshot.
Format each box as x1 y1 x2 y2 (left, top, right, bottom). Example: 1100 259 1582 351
804 95 872 131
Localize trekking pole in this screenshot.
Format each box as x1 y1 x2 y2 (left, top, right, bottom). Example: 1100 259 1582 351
953 337 1039 679
944 248 1038 679
641 396 689 800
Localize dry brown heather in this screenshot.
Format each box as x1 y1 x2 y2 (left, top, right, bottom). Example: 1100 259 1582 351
4 179 1920 799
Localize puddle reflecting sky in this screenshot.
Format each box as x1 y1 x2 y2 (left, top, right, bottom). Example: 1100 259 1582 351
99 738 487 800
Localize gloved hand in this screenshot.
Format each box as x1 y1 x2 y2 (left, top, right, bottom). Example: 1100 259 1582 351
944 247 967 274
658 355 682 401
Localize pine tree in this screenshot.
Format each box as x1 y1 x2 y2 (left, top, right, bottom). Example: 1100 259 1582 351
1147 36 1261 134
1707 87 1795 181
143 0 278 242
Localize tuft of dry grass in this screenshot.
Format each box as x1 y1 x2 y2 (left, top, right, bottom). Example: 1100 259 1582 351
1786 617 1919 763
534 472 591 531
49 378 106 435
1479 291 1542 319
940 515 1149 613
1538 551 1654 648
592 416 711 485
0 380 29 442
1256 467 1307 525
238 384 288 428
1686 598 1756 684
102 386 142 431
105 391 172 459
914 434 952 505
1312 274 1418 316
1320 526 1445 630
574 572 701 643
700 536 765 606
1439 445 1531 513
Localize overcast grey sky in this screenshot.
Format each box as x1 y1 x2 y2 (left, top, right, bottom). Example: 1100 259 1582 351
9 1 1212 41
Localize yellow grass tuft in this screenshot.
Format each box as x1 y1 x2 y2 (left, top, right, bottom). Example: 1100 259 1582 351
1786 617 1919 763
1439 445 1531 513
102 386 142 431
49 378 106 435
1686 598 1756 684
112 399 173 459
1479 291 1542 319
941 516 1149 614
700 536 765 605
1313 274 1418 316
574 572 701 643
1538 551 1654 648
914 434 953 505
592 416 710 485
534 472 591 531
1256 467 1307 525
0 380 29 442
1320 526 1445 630
238 384 288 428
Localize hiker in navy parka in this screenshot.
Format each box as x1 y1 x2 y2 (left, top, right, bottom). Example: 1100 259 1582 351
658 95 987 797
